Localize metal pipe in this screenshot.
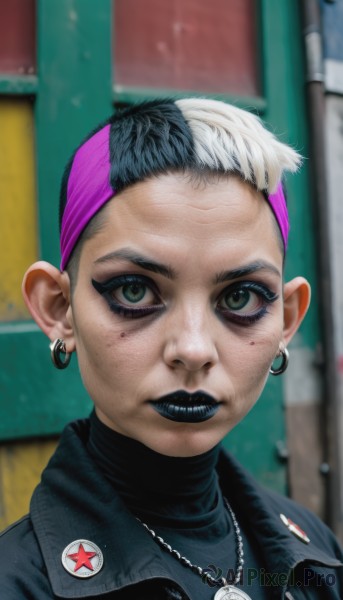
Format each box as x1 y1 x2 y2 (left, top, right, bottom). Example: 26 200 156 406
301 0 341 536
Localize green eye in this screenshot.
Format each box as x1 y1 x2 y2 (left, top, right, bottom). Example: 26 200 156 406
223 289 251 311
216 282 279 325
92 274 163 318
218 287 262 315
121 283 147 304
113 282 156 307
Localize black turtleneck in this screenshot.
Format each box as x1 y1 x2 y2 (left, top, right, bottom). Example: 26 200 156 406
86 411 269 599
87 410 226 532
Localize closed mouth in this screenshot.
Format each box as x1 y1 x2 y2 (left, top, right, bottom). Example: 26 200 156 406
150 390 220 423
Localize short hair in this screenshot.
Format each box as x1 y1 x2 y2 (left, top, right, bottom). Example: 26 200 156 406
60 98 301 278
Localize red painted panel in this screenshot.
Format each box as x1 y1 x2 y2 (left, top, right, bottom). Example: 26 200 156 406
0 0 36 74
114 0 259 95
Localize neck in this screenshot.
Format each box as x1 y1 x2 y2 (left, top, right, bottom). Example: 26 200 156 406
87 411 222 527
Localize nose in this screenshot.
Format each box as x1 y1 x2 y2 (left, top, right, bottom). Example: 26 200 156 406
163 305 219 372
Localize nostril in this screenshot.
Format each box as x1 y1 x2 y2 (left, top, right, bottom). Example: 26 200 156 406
164 338 219 372
170 358 214 371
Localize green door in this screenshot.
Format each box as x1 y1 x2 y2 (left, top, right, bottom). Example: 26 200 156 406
0 0 320 496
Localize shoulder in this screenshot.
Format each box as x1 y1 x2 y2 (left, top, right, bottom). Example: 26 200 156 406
0 513 35 551
0 515 55 599
218 449 343 560
266 486 343 556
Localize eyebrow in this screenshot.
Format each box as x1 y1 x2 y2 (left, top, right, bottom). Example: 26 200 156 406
94 248 175 279
95 249 281 283
214 261 281 284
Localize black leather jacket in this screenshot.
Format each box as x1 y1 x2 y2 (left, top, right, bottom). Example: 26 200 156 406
1 419 342 599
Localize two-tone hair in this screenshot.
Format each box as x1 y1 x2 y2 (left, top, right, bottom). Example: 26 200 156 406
59 98 301 275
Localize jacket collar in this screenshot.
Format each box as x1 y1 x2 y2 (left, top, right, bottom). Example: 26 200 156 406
31 420 183 598
31 419 341 598
217 452 342 582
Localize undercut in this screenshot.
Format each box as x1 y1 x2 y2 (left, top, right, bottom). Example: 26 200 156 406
60 98 300 277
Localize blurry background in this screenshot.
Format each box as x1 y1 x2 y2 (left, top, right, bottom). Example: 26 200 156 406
0 0 342 541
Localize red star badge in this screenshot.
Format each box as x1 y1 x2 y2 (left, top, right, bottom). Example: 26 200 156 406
67 543 97 572
62 539 104 578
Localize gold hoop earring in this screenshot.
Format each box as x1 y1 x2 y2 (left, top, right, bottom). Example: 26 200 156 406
50 338 71 370
269 346 289 376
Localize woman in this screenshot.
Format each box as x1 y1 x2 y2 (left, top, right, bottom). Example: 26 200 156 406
1 99 342 599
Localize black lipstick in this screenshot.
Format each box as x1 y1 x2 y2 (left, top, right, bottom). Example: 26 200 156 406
150 390 220 423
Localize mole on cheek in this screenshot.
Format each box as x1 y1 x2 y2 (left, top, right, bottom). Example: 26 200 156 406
120 332 126 339
249 341 255 345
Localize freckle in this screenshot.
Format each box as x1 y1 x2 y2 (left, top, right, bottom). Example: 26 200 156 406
120 332 126 338
250 341 255 345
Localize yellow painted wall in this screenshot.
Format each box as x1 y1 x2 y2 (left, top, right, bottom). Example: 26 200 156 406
0 439 57 530
0 98 49 531
0 98 37 321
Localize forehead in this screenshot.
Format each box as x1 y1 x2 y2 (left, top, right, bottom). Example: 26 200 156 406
80 173 283 269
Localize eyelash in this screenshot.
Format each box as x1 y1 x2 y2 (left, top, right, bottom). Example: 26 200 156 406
92 275 164 319
91 275 278 325
215 281 279 326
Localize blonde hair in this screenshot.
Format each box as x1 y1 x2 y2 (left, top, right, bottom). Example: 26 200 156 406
176 98 301 193
61 97 300 273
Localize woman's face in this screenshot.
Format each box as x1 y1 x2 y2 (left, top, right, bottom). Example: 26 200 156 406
67 173 286 457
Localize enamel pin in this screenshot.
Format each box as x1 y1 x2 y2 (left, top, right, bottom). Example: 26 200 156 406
280 514 310 544
61 539 104 577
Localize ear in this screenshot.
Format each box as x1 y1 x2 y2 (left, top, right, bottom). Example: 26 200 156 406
22 261 76 352
282 276 311 346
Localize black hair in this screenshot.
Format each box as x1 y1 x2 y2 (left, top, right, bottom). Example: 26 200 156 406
59 100 196 232
60 98 296 279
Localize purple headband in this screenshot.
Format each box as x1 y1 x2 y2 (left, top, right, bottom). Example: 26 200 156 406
60 125 115 270
267 182 290 248
60 125 289 270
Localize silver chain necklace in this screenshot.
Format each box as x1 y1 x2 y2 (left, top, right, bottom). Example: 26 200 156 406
137 498 253 600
